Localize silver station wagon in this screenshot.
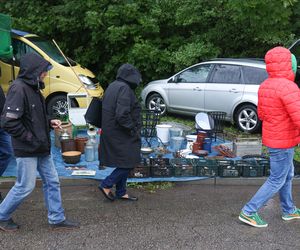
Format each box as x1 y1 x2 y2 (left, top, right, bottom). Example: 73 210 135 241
141 58 268 133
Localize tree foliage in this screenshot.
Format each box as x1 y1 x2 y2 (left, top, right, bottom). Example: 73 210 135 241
0 0 298 86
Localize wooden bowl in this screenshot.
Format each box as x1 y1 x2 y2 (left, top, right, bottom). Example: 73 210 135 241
62 151 81 164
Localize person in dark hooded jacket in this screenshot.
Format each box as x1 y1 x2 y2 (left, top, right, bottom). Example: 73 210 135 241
0 53 79 232
99 63 142 201
0 84 13 202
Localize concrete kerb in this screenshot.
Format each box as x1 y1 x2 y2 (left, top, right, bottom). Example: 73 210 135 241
1 176 300 189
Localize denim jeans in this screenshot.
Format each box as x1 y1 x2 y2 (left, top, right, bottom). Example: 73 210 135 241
0 156 65 224
100 168 131 197
0 128 13 176
242 147 295 216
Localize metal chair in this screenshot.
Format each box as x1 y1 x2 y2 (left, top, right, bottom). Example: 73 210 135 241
207 111 227 141
140 109 161 147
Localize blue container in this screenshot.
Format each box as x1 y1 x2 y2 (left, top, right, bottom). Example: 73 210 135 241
202 138 212 153
170 136 184 152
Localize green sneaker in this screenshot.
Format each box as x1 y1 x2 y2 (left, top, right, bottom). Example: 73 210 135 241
239 211 268 228
282 208 300 221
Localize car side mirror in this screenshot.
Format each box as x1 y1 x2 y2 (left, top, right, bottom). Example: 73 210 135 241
168 77 175 83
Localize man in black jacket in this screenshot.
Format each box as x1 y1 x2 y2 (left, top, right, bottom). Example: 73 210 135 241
0 84 13 202
0 53 79 232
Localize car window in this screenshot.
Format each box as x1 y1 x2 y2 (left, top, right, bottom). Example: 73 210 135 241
210 64 241 84
290 41 300 61
11 39 41 66
27 37 76 66
175 64 212 83
242 66 268 85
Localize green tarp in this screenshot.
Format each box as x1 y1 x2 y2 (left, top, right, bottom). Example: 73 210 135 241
0 13 13 59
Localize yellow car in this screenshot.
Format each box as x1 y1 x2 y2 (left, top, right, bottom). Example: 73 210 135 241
0 29 103 118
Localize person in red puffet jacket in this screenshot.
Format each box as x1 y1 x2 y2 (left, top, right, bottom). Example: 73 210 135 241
239 46 300 228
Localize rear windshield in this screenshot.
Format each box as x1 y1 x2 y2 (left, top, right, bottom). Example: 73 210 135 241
27 36 76 66
242 66 268 84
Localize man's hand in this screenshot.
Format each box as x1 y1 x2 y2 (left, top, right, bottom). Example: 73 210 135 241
50 119 62 129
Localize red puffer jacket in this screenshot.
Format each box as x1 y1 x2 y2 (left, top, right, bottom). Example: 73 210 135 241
258 46 300 148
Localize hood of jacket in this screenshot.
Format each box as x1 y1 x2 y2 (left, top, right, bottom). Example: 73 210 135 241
17 53 52 89
116 63 142 89
265 46 295 81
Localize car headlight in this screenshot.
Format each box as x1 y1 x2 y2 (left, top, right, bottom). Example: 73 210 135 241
78 74 97 89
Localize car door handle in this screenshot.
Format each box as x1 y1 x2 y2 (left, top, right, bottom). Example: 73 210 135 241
193 87 202 91
229 88 239 93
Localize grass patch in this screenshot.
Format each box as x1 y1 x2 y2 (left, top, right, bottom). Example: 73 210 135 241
128 182 174 193
294 146 300 162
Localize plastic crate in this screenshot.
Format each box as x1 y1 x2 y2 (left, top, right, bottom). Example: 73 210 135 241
149 157 170 166
236 160 264 177
192 159 218 177
150 165 174 177
150 157 173 177
256 159 270 176
129 165 151 178
170 158 196 177
218 160 240 177
294 160 300 176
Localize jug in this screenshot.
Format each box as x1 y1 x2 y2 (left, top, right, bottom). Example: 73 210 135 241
85 139 95 162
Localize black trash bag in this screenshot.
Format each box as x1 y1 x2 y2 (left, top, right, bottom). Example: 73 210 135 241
84 97 102 128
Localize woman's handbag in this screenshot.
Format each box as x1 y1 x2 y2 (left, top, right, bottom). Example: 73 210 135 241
84 97 102 128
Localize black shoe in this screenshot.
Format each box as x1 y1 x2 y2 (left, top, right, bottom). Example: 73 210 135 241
118 194 138 201
0 192 3 203
0 218 19 232
98 186 115 201
51 219 80 230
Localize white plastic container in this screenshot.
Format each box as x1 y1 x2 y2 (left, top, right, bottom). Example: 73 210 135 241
156 124 172 143
185 134 197 150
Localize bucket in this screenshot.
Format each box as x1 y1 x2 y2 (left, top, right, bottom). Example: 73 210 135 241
170 136 185 152
54 121 73 148
61 139 76 153
169 128 183 138
203 137 212 153
156 124 172 144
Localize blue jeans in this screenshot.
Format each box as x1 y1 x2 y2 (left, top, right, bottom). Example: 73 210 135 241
0 128 13 176
242 147 295 216
100 168 131 197
0 156 65 224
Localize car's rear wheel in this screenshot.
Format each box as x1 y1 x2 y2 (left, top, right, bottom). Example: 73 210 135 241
46 94 77 119
234 104 261 133
146 93 167 116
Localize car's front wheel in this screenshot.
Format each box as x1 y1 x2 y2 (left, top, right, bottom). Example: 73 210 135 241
234 104 261 133
146 93 167 116
46 94 77 119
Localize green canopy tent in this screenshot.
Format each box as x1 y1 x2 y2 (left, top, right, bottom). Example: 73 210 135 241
0 13 13 59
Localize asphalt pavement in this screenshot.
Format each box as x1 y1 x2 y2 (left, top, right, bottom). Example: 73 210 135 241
0 177 300 250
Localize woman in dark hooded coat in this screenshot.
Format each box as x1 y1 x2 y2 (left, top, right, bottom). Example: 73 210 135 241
99 64 142 201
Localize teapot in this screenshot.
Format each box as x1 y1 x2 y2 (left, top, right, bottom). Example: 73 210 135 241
60 128 70 141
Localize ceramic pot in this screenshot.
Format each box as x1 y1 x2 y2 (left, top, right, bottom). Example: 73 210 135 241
75 137 88 153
